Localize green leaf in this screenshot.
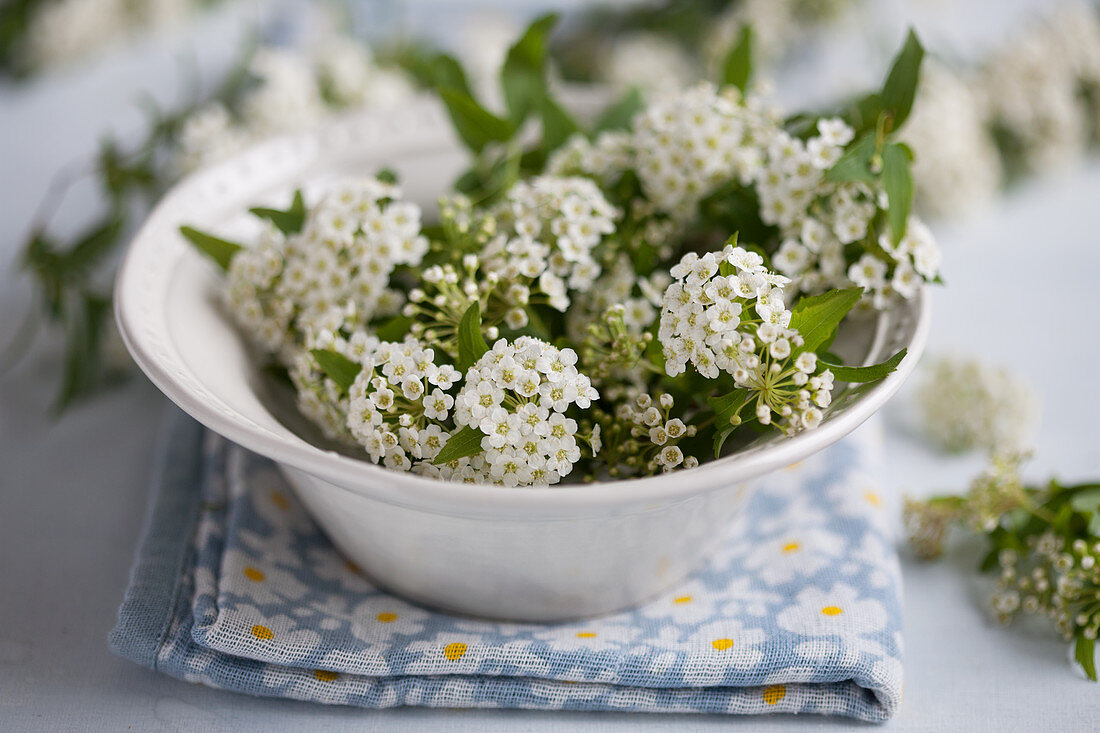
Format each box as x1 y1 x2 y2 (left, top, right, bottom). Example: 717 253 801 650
882 143 914 245
708 389 750 429
457 301 490 371
66 215 124 272
432 425 487 465
822 348 907 383
788 287 863 354
714 427 735 459
54 292 112 413
879 28 924 132
1075 634 1097 682
978 548 1000 573
720 25 754 91
593 87 643 133
790 286 856 314
438 88 515 153
1090 512 1100 537
375 315 414 341
309 348 361 393
825 132 877 184
1069 487 1100 514
376 168 399 185
179 226 242 271
540 95 580 153
846 93 885 136
500 13 558 124
249 189 306 235
426 53 474 97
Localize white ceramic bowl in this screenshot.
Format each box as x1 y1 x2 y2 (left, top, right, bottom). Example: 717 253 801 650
116 99 930 622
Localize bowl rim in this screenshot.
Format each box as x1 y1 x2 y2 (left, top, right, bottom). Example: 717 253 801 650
115 111 932 512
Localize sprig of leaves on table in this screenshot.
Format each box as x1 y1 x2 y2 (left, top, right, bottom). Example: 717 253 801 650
6 48 255 412
905 453 1100 681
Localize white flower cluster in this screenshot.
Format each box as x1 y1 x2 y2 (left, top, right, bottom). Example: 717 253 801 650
175 40 416 173
601 32 696 97
916 355 1039 454
21 0 194 71
345 338 461 470
450 337 600 486
660 243 834 434
555 83 938 310
703 0 854 72
225 178 427 362
902 61 1003 219
547 131 633 186
980 3 1100 175
760 118 939 307
632 82 780 219
289 315 380 441
484 176 619 310
617 392 700 472
567 255 668 343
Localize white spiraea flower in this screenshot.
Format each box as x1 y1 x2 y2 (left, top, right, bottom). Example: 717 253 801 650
631 82 780 220
21 0 193 71
902 61 1002 220
659 243 834 435
288 318 381 443
979 5 1100 175
451 337 600 487
760 115 940 308
315 36 418 109
547 131 633 186
240 48 327 139
600 32 696 98
916 355 1040 454
343 337 461 470
702 0 853 74
175 102 250 174
173 37 416 174
485 176 619 311
566 255 667 345
224 178 427 363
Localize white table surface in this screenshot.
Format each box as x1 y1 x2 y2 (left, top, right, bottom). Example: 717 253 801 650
3 2 1100 730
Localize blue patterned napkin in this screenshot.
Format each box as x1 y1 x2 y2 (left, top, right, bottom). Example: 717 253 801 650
110 409 903 722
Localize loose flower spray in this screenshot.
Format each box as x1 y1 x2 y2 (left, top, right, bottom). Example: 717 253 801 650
906 355 1098 681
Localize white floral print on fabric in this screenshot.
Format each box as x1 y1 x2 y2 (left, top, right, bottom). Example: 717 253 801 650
113 416 903 722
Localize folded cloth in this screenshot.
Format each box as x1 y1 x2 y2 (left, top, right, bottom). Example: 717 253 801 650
110 409 903 722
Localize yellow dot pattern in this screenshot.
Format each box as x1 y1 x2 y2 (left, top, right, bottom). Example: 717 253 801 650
270 492 290 511
251 625 274 640
444 642 467 661
763 684 786 705
821 606 843 616
376 612 398 623
711 638 734 651
673 595 693 604
243 567 265 582
313 669 338 682
781 541 801 553
864 490 883 507
575 632 597 638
